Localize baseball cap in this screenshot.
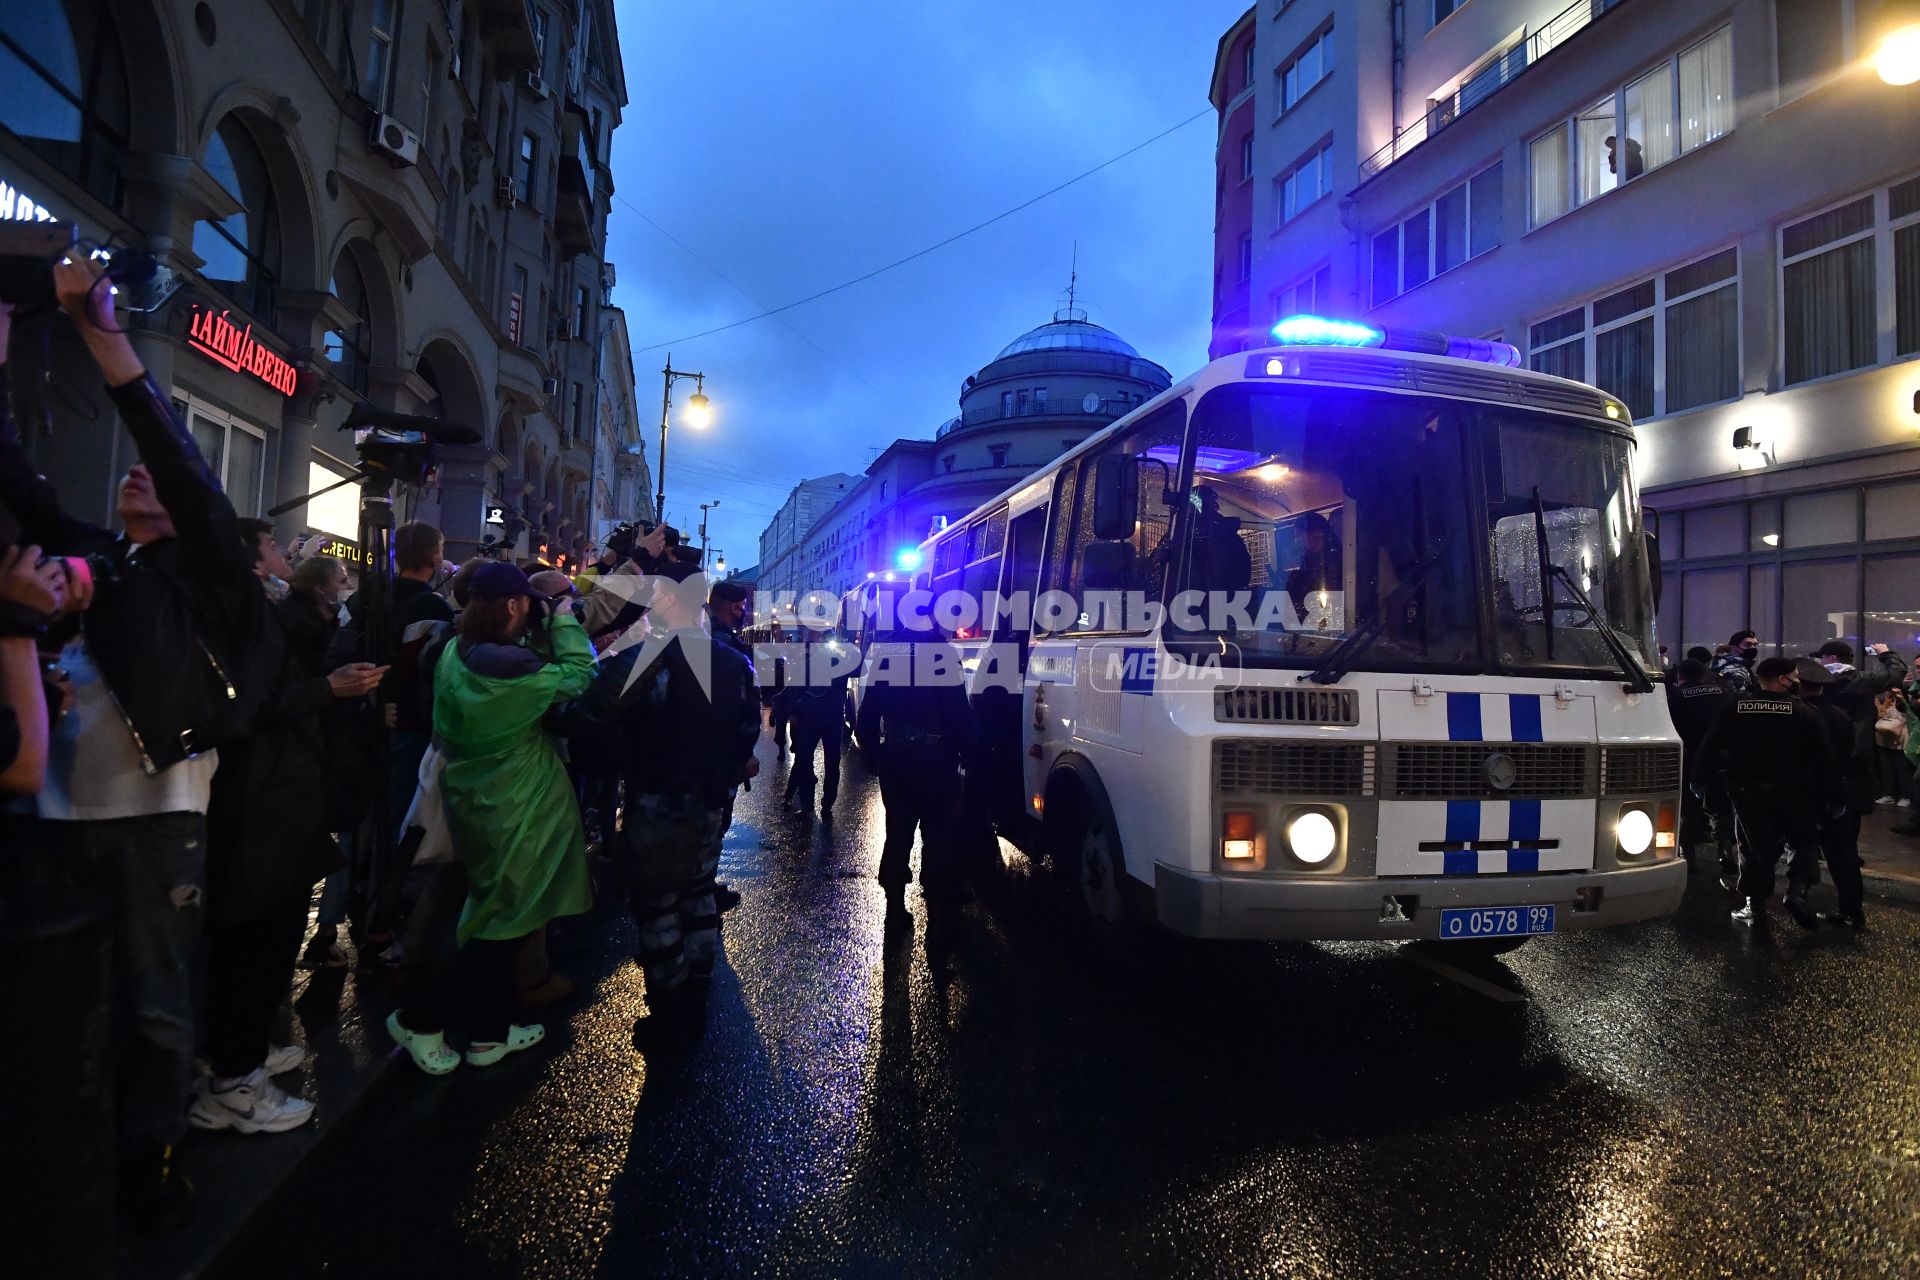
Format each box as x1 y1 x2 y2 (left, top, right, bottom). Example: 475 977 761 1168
1792 657 1837 686
468 561 534 601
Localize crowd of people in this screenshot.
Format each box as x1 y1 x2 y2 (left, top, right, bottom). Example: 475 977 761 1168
0 258 979 1271
1668 628 1918 931
7 257 1916 1271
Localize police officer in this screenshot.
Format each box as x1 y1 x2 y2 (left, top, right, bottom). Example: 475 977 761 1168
1790 658 1867 928
856 621 975 944
1699 656 1842 927
779 640 847 822
1667 657 1735 880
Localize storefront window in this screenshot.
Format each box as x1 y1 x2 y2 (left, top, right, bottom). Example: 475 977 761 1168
1781 558 1857 655
0 2 129 208
1683 505 1743 558
1782 489 1856 548
1866 480 1920 542
194 114 282 323
1681 566 1744 654
1864 555 1920 653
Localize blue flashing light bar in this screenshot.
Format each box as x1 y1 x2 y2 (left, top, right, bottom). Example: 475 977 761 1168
1270 314 1383 348
1269 314 1523 368
893 546 925 573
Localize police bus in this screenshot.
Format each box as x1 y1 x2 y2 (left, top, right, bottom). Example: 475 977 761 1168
901 315 1684 951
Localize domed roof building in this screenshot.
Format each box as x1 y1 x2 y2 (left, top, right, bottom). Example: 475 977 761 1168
775 306 1172 602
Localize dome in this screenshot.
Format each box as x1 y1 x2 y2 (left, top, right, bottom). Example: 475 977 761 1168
994 316 1143 361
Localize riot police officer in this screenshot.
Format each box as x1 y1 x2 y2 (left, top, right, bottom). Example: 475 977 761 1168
856 622 975 943
1667 657 1735 880
1792 658 1868 928
1699 656 1842 927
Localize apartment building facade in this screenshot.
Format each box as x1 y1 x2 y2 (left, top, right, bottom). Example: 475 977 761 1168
1 0 635 564
1213 0 1920 659
756 472 861 601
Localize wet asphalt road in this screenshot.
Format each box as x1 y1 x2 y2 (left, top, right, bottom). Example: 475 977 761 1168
223 730 1920 1280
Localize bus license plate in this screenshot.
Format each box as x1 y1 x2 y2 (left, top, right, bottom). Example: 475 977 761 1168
1439 905 1555 939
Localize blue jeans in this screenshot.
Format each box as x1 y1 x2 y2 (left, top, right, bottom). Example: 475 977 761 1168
37 814 206 1147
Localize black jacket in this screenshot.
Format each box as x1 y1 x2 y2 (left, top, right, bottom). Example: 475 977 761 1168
1825 650 1909 782
205 590 338 923
327 577 455 736
0 366 260 774
855 638 975 774
1698 690 1843 800
561 631 761 810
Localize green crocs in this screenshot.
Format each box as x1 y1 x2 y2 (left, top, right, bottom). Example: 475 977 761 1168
466 1022 545 1067
386 1010 460 1076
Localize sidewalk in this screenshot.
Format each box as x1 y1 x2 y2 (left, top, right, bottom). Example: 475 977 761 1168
120 954 401 1280
1859 803 1920 905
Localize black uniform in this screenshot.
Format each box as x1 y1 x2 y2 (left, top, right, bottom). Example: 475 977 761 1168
856 636 975 905
1802 692 1866 919
1699 691 1841 905
779 652 846 815
1668 678 1735 855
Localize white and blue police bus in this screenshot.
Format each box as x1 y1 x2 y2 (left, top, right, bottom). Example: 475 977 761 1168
904 315 1683 952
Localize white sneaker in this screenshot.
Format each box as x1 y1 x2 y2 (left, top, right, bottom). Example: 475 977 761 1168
188 1068 315 1134
1875 795 1896 804
1899 798 1912 808
263 1043 307 1075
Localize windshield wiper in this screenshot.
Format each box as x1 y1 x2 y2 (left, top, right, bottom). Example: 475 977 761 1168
1531 488 1556 661
1543 561 1655 693
1298 548 1448 685
1527 487 1652 692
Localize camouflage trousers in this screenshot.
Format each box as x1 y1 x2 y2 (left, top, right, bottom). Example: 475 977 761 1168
614 797 726 998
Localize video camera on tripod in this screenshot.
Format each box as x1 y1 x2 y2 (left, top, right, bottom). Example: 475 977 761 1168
341 403 482 487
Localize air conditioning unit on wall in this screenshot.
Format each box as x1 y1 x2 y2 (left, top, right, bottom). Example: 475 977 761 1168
494 175 516 206
525 72 550 99
369 114 420 167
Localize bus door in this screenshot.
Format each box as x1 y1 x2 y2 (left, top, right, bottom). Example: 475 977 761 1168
971 507 1039 826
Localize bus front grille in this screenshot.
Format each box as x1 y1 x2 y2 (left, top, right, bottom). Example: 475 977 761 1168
1385 743 1594 800
1215 687 1359 726
1215 741 1374 798
1601 745 1682 795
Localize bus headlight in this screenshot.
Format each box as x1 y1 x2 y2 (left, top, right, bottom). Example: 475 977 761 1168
1616 807 1655 857
1285 810 1338 865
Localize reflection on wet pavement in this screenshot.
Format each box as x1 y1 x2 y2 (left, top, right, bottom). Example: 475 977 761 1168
220 730 1920 1280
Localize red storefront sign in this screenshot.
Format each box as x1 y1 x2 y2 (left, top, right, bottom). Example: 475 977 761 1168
186 304 297 396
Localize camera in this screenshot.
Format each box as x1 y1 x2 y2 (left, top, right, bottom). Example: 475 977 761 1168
37 551 119 593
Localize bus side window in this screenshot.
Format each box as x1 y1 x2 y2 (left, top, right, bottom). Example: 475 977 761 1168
1064 408 1185 631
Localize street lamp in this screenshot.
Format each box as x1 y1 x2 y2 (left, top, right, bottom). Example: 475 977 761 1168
714 552 727 576
698 500 720 566
1875 23 1920 85
656 354 710 522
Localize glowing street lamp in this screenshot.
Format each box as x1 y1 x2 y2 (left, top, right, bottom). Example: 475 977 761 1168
655 354 711 522
1874 23 1920 85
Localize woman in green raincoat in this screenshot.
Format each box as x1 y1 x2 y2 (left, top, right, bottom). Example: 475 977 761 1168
387 561 598 1075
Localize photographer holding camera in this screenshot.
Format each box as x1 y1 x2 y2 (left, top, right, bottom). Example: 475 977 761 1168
580 519 672 650
0 257 266 1232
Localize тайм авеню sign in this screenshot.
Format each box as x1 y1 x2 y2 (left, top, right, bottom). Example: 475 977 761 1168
186 304 297 397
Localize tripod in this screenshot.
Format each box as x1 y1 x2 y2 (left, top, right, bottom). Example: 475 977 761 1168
267 467 403 944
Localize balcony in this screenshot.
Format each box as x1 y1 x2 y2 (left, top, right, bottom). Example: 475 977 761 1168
937 395 1137 438
478 0 541 75
554 110 595 258
1359 0 1628 182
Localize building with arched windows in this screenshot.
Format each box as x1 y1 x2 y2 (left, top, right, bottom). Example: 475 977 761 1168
0 1 644 566
764 308 1172 604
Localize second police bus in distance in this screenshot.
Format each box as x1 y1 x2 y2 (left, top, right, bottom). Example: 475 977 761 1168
897 315 1684 953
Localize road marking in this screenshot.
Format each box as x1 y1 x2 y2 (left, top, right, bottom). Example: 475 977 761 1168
1399 945 1529 1003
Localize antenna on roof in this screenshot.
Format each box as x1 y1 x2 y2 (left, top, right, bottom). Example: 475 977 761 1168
1055 242 1086 323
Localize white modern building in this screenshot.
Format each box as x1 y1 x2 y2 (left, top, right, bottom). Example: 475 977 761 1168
1214 0 1920 658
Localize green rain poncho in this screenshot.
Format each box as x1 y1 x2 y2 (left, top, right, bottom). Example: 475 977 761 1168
433 612 599 943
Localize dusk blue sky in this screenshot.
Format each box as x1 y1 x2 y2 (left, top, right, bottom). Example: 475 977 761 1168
605 0 1250 570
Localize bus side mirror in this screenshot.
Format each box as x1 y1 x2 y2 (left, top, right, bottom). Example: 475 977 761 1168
1641 506 1664 610
1091 455 1139 540
1082 539 1134 591
1645 531 1664 610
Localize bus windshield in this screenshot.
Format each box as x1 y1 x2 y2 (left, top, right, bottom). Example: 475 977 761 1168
1171 382 1655 679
